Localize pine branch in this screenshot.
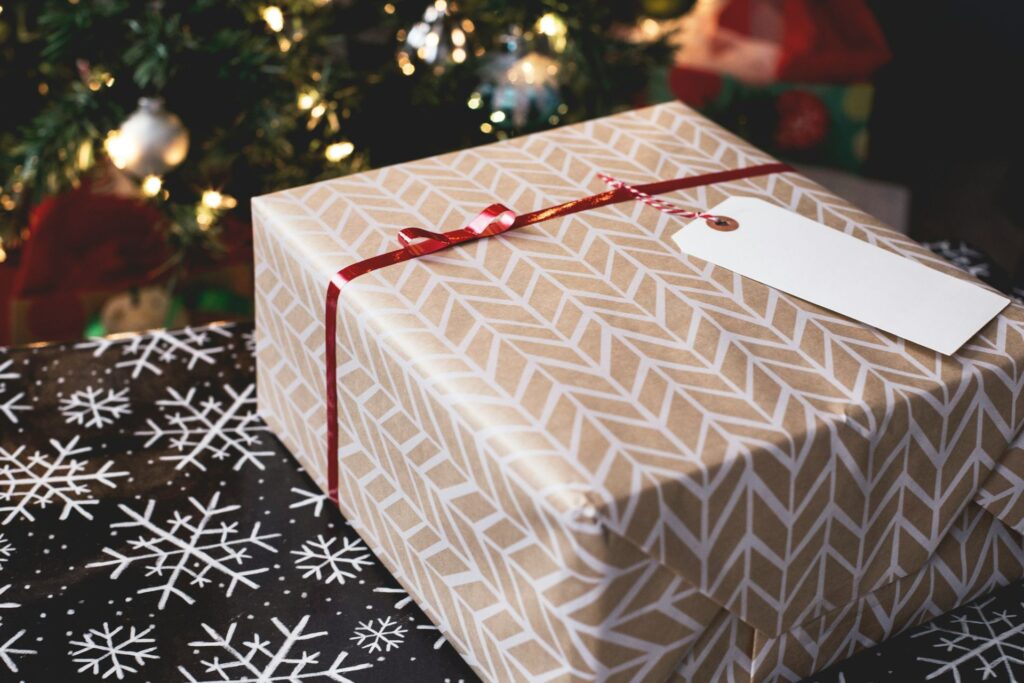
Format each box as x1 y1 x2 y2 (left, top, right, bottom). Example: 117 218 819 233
3 82 123 214
1 0 664 254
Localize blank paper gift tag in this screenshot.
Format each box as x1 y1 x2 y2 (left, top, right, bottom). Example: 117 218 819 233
672 197 1009 355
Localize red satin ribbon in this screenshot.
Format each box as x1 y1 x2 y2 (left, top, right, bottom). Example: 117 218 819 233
324 162 792 503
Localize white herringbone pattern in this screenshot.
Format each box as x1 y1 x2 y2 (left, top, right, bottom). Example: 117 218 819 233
254 103 1024 682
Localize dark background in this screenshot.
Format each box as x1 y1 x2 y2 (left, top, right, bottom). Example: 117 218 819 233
866 0 1024 271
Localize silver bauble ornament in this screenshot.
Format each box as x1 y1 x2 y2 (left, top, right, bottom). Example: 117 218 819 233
397 0 477 74
480 51 562 130
105 98 189 177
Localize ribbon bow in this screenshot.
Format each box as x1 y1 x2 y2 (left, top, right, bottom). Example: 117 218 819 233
395 204 518 255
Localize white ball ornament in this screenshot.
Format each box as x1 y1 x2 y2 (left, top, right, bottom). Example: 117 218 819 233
105 97 189 178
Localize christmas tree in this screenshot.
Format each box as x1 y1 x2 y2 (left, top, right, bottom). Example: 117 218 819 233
0 0 668 264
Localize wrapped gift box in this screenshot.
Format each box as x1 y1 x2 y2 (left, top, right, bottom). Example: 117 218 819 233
252 102 1024 682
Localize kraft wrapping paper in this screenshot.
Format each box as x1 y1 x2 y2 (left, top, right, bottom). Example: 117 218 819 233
253 102 1024 682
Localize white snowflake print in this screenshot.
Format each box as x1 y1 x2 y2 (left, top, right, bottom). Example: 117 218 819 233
242 328 256 353
289 486 330 518
87 492 279 609
136 383 273 472
914 596 1024 682
59 386 131 429
416 624 447 650
178 615 372 683
69 623 158 680
350 616 407 654
0 533 12 568
373 586 413 610
0 357 30 424
292 535 373 586
0 584 15 609
0 437 128 524
0 359 15 390
0 584 36 673
76 325 231 378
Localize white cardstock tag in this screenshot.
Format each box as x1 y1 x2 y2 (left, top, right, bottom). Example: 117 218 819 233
672 197 1009 355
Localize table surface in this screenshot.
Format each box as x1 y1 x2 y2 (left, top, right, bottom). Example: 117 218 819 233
2 309 1023 681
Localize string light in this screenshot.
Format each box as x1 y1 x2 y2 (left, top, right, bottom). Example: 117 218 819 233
537 13 562 35
201 190 236 210
195 190 237 231
104 130 134 170
479 122 493 134
84 69 115 92
489 111 506 123
324 141 354 162
466 92 482 109
76 140 93 171
141 175 163 197
0 239 6 265
297 88 318 110
196 207 215 230
641 18 660 39
261 6 285 32
536 12 568 52
202 190 223 208
384 3 395 14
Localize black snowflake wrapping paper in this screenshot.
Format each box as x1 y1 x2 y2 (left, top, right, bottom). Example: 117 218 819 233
3 318 1024 682
0 323 477 682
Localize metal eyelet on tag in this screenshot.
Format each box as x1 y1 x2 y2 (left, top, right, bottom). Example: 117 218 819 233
705 216 739 232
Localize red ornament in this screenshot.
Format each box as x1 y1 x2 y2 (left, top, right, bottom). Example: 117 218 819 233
774 90 829 151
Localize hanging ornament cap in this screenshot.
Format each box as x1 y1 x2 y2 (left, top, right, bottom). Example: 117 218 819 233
105 97 190 178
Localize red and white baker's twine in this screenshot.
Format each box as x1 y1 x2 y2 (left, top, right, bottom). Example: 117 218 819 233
598 172 718 221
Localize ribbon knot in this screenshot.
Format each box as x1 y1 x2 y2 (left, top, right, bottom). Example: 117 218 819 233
394 204 517 256
463 203 517 238
397 227 451 251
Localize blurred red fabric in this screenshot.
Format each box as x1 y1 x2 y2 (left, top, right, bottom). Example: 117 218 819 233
3 187 168 342
675 0 890 84
13 187 170 299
